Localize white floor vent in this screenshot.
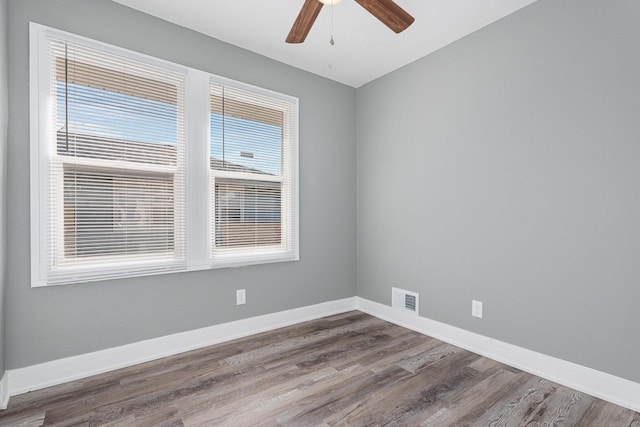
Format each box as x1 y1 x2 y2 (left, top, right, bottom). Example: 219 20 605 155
392 287 419 315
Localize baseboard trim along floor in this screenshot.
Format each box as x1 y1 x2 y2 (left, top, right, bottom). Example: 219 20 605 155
5 296 639 413
356 297 640 413
0 371 9 410
7 297 358 397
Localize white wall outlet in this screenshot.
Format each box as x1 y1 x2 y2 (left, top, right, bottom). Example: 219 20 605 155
472 300 483 318
236 289 246 305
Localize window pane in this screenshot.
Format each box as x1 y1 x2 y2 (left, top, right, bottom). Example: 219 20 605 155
64 169 175 258
214 179 282 248
54 50 180 166
210 85 282 176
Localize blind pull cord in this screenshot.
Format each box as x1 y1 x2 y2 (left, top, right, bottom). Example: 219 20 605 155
222 86 226 169
64 42 69 152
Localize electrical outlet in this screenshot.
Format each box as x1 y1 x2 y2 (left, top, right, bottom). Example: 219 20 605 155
472 300 483 318
236 289 246 305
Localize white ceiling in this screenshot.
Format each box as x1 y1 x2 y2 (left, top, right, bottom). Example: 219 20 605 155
112 0 539 88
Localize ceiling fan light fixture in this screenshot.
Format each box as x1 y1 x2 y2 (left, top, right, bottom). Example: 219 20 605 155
319 0 343 5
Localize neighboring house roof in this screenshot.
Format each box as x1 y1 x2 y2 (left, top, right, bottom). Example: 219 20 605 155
208 157 271 175
57 131 273 175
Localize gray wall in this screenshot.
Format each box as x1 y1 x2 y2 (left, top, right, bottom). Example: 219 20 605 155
0 0 8 375
6 0 639 388
6 0 357 369
357 0 640 383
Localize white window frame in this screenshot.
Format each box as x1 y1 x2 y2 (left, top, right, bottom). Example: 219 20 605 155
30 23 299 287
209 76 298 268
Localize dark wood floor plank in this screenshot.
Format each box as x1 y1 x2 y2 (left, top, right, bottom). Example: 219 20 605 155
469 376 556 427
0 311 637 426
0 411 45 427
331 351 484 425
404 368 521 426
339 330 441 372
578 398 640 426
182 365 343 425
519 385 598 427
279 364 414 425
195 365 359 426
395 341 465 374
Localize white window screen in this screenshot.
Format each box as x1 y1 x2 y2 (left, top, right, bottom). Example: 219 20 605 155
41 36 186 284
209 83 297 263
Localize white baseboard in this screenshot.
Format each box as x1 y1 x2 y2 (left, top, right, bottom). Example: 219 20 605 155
355 297 640 413
0 371 8 410
7 297 357 398
6 296 639 414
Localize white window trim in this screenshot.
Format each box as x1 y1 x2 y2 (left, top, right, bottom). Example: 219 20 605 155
30 23 299 287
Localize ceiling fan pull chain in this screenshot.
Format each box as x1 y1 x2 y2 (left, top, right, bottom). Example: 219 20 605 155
330 3 335 45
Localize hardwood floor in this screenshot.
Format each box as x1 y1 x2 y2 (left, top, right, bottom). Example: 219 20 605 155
1 311 638 426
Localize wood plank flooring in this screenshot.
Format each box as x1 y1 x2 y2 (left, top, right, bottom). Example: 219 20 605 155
0 311 638 426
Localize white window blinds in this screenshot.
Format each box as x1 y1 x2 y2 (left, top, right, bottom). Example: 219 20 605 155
39 35 186 284
209 83 298 265
31 24 298 286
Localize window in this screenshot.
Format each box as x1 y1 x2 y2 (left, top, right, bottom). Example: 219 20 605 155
30 24 299 286
209 84 296 264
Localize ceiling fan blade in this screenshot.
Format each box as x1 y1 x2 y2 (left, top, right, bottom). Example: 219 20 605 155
354 0 415 33
286 0 324 44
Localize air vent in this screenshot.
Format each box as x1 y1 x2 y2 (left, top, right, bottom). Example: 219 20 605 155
404 293 416 311
392 287 419 315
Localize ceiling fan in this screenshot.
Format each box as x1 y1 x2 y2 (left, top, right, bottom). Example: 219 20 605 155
286 0 415 44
